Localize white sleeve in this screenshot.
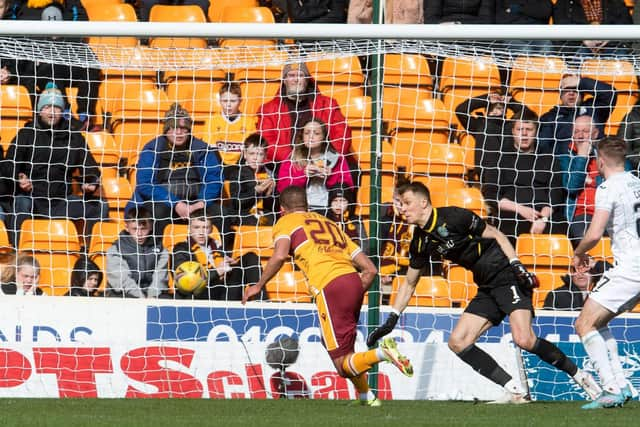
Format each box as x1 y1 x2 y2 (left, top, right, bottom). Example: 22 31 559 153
594 183 614 213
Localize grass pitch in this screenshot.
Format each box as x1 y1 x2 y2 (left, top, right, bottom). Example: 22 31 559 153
0 399 636 427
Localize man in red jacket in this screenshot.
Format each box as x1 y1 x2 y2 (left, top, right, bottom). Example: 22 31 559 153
257 62 352 163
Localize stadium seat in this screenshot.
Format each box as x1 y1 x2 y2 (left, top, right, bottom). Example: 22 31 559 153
34 252 80 296
219 7 276 47
162 223 222 253
231 225 274 260
88 221 123 255
97 78 158 123
411 175 466 193
0 220 11 254
587 237 613 264
357 172 396 217
165 80 223 124
383 53 434 88
149 5 208 49
516 233 573 272
316 84 364 112
340 95 373 168
509 56 566 116
100 175 133 219
445 264 477 307
386 98 452 145
208 0 259 22
265 269 312 303
240 81 281 115
84 131 121 167
390 275 453 307
431 186 487 218
580 59 639 135
306 56 365 86
232 47 288 82
0 84 32 152
384 140 466 176
19 219 81 253
383 86 433 117
86 3 138 47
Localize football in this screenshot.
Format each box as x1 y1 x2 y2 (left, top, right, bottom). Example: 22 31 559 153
174 261 208 295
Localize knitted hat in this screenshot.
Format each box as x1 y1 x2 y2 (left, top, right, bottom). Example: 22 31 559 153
37 82 65 112
328 186 355 205
282 62 310 79
163 102 193 134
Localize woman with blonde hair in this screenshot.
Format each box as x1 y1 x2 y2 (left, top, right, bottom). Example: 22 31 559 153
1 253 43 296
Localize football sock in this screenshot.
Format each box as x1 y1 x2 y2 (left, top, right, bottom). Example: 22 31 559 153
348 372 370 395
456 344 511 387
530 338 577 376
342 350 381 377
582 330 621 394
600 327 627 389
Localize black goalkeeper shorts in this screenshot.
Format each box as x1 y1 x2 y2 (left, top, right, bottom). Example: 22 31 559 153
465 284 534 326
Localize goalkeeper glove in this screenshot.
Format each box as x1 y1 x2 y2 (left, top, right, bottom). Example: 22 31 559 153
366 312 399 347
510 259 539 290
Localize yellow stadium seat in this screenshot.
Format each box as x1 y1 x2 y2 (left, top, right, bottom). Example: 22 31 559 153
587 237 613 264
316 84 364 112
208 0 259 22
390 275 453 307
306 56 365 86
357 172 396 217
265 269 312 303
386 98 452 145
0 84 32 152
219 7 276 46
411 175 466 193
445 264 477 307
19 219 81 253
113 120 164 165
383 86 433 116
165 80 223 123
88 221 123 255
100 175 133 217
0 220 12 254
34 252 80 296
580 59 639 135
516 233 573 271
431 186 487 218
439 56 501 94
240 81 281 115
109 86 172 123
231 225 274 260
232 47 288 82
84 131 121 167
149 5 207 49
340 95 373 169
86 3 138 47
98 78 158 118
509 56 566 116
384 140 466 177
383 53 433 88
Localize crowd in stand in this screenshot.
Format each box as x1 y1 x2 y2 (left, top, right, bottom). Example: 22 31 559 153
0 0 639 309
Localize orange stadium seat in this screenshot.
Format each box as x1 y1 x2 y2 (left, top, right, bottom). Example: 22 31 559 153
86 2 138 47
232 47 288 82
84 131 121 167
306 56 365 86
386 98 452 145
580 59 639 135
208 0 259 22
431 186 487 218
219 7 276 47
357 172 396 217
19 219 81 253
88 221 123 255
100 175 133 219
265 269 312 303
316 84 364 111
0 84 32 152
231 225 274 260
509 56 567 116
383 53 434 88
96 78 157 124
149 5 207 49
385 140 466 176
165 80 223 125
445 264 478 307
516 233 573 273
35 252 80 296
340 95 373 168
587 237 613 264
383 86 433 116
240 81 281 115
0 220 11 253
390 275 453 307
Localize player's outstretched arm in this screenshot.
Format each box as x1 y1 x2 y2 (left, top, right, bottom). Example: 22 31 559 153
242 238 290 304
574 208 610 268
366 266 421 347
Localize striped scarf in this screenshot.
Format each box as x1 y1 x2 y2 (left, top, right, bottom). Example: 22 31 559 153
580 0 603 24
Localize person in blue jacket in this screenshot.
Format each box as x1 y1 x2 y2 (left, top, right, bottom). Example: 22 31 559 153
538 74 616 155
129 103 224 242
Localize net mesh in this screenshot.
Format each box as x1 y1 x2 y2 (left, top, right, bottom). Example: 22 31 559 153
1 34 640 400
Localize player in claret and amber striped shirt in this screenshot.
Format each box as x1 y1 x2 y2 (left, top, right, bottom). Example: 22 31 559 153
243 186 413 406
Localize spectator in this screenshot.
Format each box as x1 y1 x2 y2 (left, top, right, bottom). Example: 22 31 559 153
1 254 43 296
347 0 422 23
325 186 368 253
276 118 353 213
106 207 169 298
481 111 566 244
538 73 616 155
171 208 264 301
423 0 494 24
288 0 347 23
137 0 210 21
6 0 101 129
257 62 352 164
224 133 277 227
66 256 103 297
2 83 109 247
553 0 632 61
495 0 553 56
130 103 224 240
617 99 640 174
543 260 611 310
204 82 256 166
455 89 536 183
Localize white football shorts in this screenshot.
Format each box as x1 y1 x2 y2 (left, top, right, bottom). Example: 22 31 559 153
589 263 640 314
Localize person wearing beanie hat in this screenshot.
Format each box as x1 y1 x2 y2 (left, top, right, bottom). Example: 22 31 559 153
257 61 352 163
325 186 369 254
130 102 225 244
36 82 66 113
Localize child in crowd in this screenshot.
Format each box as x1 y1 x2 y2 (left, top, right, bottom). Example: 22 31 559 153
106 207 169 298
225 133 277 226
1 253 43 296
277 118 353 213
325 186 369 253
204 82 257 165
171 209 265 301
66 257 103 297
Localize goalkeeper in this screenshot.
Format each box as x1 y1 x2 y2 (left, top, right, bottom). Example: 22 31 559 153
367 181 601 403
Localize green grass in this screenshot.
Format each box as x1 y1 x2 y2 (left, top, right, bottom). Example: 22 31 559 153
0 399 636 427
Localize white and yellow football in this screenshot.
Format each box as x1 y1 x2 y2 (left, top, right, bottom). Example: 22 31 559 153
174 261 208 295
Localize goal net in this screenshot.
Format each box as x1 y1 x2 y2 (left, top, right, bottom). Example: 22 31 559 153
0 28 639 400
